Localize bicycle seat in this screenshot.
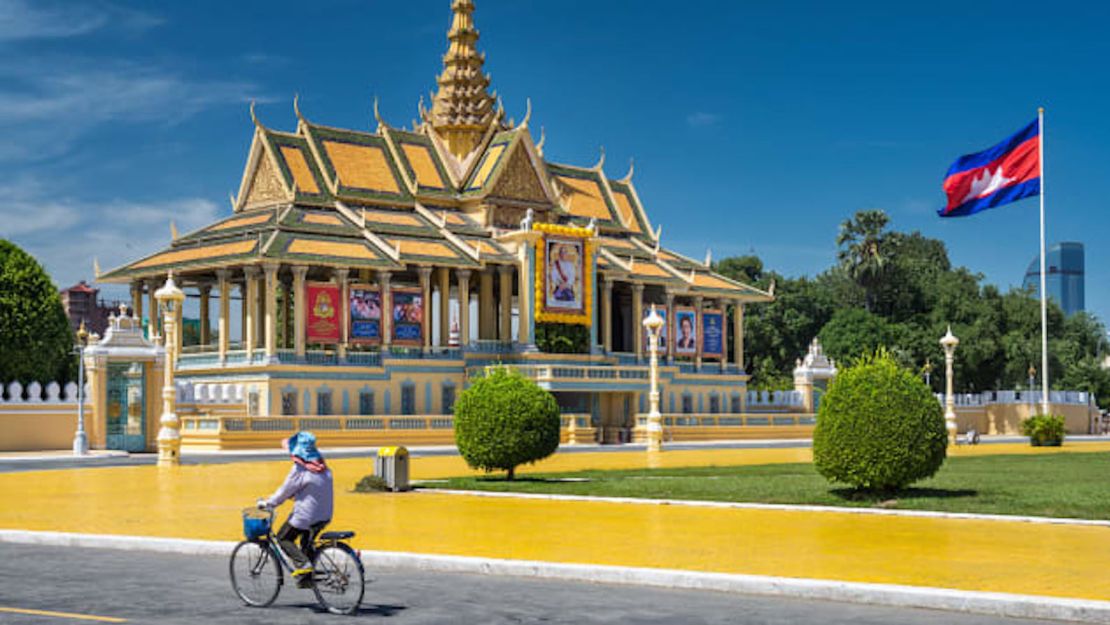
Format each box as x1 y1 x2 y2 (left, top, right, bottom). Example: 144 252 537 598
318 531 355 540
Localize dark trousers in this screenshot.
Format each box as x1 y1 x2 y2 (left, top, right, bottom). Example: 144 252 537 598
276 520 328 569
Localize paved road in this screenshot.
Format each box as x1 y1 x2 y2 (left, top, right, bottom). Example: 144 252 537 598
0 543 1055 625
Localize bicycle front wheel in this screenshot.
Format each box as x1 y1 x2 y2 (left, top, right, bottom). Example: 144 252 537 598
312 543 365 615
229 540 282 607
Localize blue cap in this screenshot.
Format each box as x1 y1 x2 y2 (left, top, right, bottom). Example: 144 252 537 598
285 431 322 462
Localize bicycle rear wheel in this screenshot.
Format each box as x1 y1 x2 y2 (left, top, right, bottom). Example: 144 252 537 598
230 540 282 607
312 542 365 615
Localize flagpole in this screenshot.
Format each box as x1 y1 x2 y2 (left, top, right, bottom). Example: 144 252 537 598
1038 106 1050 416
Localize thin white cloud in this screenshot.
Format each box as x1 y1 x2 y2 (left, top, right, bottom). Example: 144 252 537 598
1 176 222 289
0 0 161 42
687 111 723 128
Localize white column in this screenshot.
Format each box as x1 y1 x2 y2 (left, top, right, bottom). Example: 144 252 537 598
216 269 231 362
457 270 472 346
632 283 644 362
243 267 259 360
602 278 614 353
380 270 394 351
263 263 279 360
733 301 744 371
437 267 450 347
335 268 349 361
292 266 308 358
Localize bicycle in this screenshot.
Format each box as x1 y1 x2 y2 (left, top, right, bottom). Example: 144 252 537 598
229 505 365 615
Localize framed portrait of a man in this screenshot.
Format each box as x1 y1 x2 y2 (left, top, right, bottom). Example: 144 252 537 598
674 307 698 356
544 236 585 314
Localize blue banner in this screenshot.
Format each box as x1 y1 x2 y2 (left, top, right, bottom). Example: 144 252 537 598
702 311 723 357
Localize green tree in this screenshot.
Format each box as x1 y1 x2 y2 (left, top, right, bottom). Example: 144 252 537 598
535 322 590 354
453 367 561 480
817 308 896 365
0 239 75 386
836 210 898 312
713 255 763 284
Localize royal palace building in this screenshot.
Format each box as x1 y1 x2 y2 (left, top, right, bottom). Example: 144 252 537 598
94 0 774 450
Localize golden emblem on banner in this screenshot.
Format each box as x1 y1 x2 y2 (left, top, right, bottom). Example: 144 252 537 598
313 291 335 319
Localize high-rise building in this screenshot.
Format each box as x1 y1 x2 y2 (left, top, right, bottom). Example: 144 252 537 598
1023 242 1085 316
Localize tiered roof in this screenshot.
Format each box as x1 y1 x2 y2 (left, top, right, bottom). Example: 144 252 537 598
99 1 770 303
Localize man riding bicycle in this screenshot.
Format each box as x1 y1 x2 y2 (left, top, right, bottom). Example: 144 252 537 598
257 431 334 588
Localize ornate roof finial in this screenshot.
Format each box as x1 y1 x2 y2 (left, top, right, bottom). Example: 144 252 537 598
373 96 387 131
293 93 304 123
249 100 261 128
621 158 635 184
535 126 546 157
93 257 101 279
170 220 179 241
520 98 532 129
593 146 606 171
704 248 712 267
423 0 498 159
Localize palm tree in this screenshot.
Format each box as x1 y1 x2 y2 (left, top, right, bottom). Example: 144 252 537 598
836 209 895 312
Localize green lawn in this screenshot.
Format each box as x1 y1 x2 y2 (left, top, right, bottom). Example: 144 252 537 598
431 451 1110 520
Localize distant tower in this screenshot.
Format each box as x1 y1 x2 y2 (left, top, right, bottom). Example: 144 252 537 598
1023 242 1085 316
423 0 499 160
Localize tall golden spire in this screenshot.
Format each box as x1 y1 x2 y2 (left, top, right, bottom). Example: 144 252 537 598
424 0 498 159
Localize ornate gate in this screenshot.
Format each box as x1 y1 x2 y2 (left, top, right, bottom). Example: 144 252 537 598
106 363 146 452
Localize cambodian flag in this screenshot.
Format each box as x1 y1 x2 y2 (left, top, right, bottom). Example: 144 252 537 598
939 119 1040 217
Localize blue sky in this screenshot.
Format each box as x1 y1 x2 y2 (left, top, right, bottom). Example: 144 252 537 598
1 0 1106 323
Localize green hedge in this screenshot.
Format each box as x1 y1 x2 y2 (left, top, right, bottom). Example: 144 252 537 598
813 351 947 491
453 367 561 479
1021 414 1065 447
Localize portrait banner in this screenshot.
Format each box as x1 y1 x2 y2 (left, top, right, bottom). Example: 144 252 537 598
642 306 668 355
391 287 424 346
533 223 594 326
701 309 724 359
349 284 382 344
306 282 340 344
673 306 698 357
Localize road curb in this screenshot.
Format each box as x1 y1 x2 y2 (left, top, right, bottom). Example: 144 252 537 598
2 529 1109 623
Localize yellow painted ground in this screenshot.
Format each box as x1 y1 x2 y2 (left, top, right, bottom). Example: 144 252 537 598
3 442 1110 601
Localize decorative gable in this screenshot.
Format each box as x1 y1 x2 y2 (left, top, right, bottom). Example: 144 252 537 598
487 144 551 204
242 151 289 209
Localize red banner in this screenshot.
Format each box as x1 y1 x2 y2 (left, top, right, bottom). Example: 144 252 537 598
306 282 340 344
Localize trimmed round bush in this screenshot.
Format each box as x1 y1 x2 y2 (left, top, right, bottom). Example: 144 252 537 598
454 367 561 480
813 351 947 491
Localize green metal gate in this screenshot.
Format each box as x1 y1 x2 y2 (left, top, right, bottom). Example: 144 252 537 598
106 363 146 452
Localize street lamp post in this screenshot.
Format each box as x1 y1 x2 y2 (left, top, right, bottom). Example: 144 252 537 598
155 272 185 467
923 359 933 388
72 321 90 456
642 304 664 452
940 326 960 446
1028 365 1036 407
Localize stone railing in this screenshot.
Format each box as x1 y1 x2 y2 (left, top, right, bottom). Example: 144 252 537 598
746 389 805 410
635 413 816 428
0 381 90 403
936 390 1094 407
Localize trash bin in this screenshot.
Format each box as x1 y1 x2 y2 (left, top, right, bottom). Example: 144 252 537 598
374 446 410 491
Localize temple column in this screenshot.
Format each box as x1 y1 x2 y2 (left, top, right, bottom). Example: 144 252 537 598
694 295 704 371
130 282 143 328
498 265 513 343
457 270 471 346
282 280 293 348
146 279 159 341
335 268 349 361
243 267 259 360
417 267 432 351
665 289 676 365
379 270 393 351
199 285 211 347
733 300 745 371
216 270 230 362
292 266 308 358
479 268 495 340
516 257 532 346
437 267 450 347
255 272 265 350
239 281 247 349
718 298 729 369
601 277 613 353
632 283 644 362
263 263 279 361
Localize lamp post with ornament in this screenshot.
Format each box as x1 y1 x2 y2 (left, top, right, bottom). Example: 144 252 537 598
642 304 665 452
72 321 90 456
155 272 185 466
940 326 960 446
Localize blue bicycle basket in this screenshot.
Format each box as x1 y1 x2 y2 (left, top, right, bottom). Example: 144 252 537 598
242 508 270 540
